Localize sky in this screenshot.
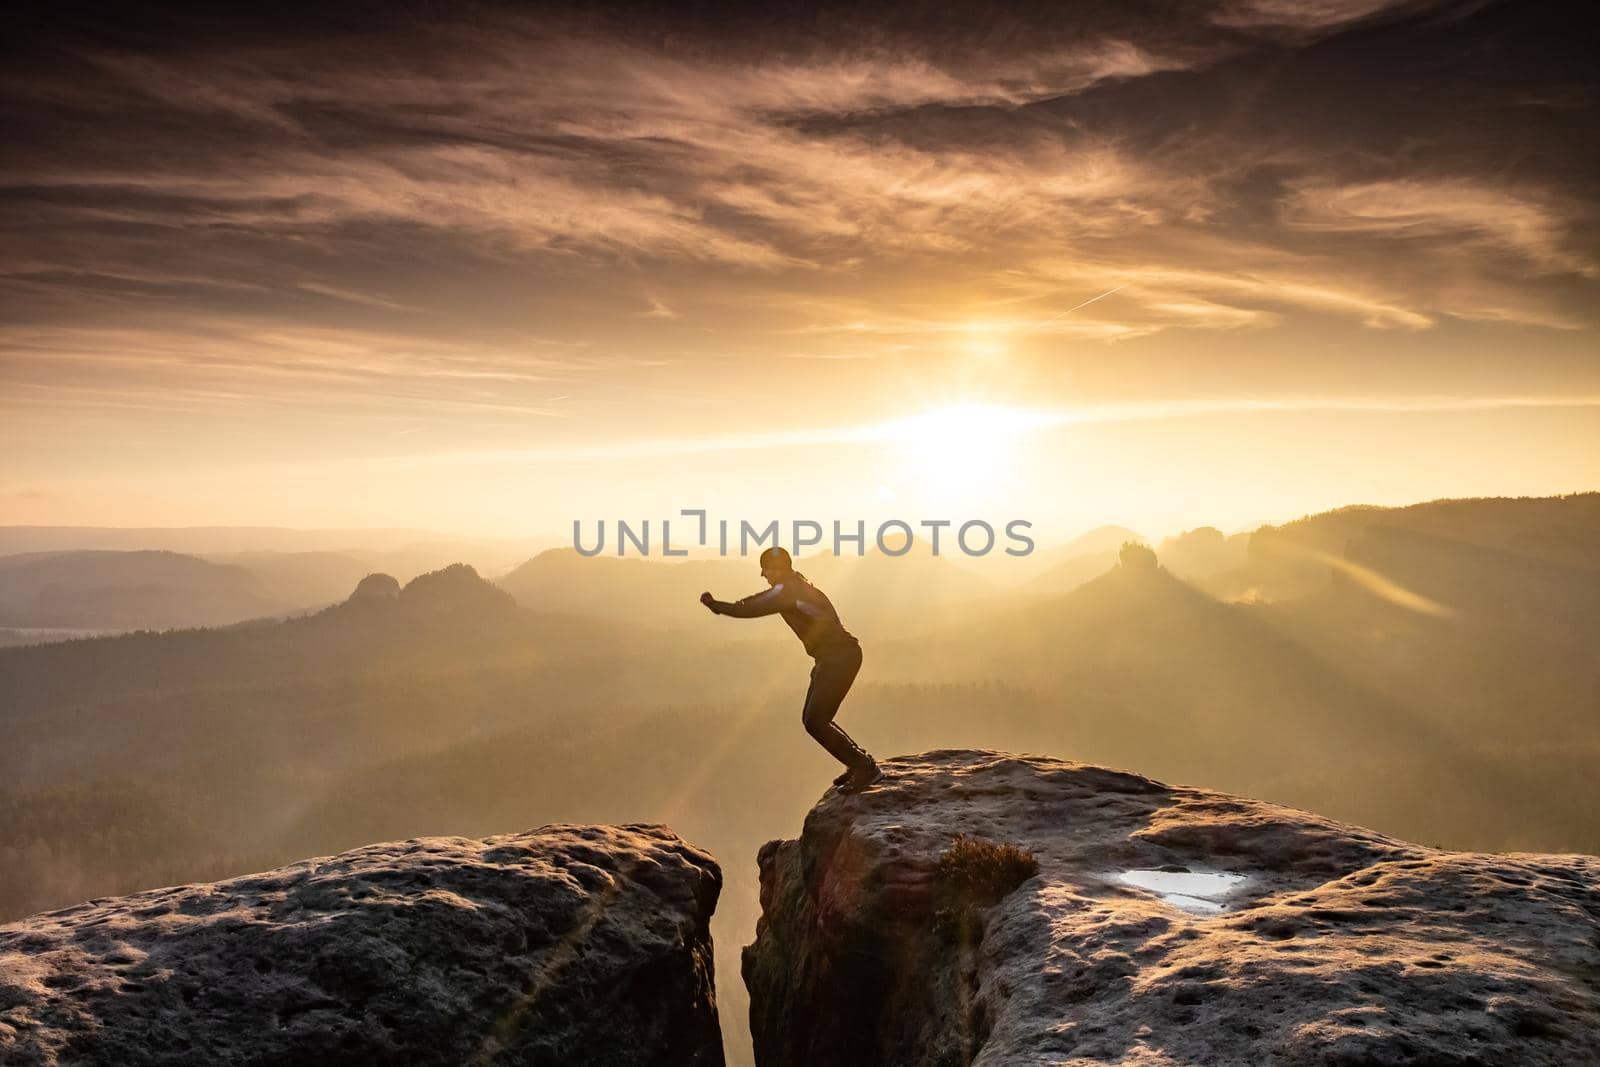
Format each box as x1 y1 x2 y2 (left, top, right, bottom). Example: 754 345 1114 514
2 0 1596 546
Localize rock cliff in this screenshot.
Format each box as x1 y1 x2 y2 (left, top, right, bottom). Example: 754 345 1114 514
0 823 724 1066
742 750 1600 1066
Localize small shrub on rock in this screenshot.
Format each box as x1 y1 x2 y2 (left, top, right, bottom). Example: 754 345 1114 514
937 834 1039 904
932 834 1039 944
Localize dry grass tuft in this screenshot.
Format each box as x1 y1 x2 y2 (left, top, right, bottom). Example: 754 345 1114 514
937 833 1039 905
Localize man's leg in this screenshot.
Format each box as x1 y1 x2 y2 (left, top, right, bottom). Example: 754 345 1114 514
802 645 871 770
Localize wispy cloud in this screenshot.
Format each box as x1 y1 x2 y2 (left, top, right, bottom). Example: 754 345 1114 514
1211 0 1421 32
1282 178 1597 278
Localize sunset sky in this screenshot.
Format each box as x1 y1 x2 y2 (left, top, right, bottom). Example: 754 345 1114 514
3 0 1596 544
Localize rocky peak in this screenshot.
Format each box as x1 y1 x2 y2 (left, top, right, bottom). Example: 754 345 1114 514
1 824 724 1066
400 562 518 615
1117 540 1160 572
742 749 1600 1066
347 571 401 601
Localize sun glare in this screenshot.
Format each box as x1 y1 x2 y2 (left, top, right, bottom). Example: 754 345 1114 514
962 321 1009 358
883 403 1060 503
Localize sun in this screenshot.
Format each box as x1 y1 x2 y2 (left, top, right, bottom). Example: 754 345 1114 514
881 403 1060 504
961 321 1009 359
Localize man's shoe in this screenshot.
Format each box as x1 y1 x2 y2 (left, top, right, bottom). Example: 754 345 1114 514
839 760 884 795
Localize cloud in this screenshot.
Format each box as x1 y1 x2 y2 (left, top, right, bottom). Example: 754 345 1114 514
1282 178 1597 278
1015 256 1436 332
1210 0 1424 31
0 323 591 418
0 0 1594 411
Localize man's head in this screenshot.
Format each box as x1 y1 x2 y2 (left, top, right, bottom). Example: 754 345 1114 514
759 546 793 585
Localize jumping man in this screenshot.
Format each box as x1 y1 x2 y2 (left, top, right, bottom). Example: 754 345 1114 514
700 546 883 794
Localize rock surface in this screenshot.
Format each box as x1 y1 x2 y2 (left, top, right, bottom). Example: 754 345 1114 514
742 750 1600 1066
1 823 724 1066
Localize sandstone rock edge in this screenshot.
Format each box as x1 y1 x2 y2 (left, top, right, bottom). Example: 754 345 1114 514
0 823 724 1066
742 749 1600 1066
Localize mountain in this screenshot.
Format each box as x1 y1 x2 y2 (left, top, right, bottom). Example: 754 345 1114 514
499 541 998 643
0 824 724 1067
1198 493 1600 603
1156 525 1249 580
0 562 676 922
1261 524 1600 751
956 524 1144 589
879 543 1389 754
0 563 577 713
788 541 998 639
1050 523 1147 559
499 548 749 629
0 550 287 630
745 750 1600 1066
199 550 376 611
1027 545 1122 595
0 548 530 638
867 541 1592 847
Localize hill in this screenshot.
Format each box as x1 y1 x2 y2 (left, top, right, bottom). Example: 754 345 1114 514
0 550 286 631
499 541 998 642
1200 493 1600 603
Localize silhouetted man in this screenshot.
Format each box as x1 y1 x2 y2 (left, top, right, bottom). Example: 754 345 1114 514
700 546 883 794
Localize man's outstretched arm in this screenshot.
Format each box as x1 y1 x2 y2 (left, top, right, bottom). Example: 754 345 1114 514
700 584 790 618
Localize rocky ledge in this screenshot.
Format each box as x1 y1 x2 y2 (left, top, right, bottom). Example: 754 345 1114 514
0 824 723 1066
742 750 1600 1066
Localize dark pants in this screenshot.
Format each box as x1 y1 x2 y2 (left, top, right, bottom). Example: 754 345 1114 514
802 640 870 769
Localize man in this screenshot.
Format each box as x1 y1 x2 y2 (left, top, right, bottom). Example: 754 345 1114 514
700 546 883 794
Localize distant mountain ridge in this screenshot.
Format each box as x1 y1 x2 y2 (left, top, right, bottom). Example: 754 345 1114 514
0 548 522 637
1199 493 1600 603
0 563 597 713
498 539 998 639
0 550 286 630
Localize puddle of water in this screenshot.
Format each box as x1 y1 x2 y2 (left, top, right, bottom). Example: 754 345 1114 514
1114 869 1249 915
